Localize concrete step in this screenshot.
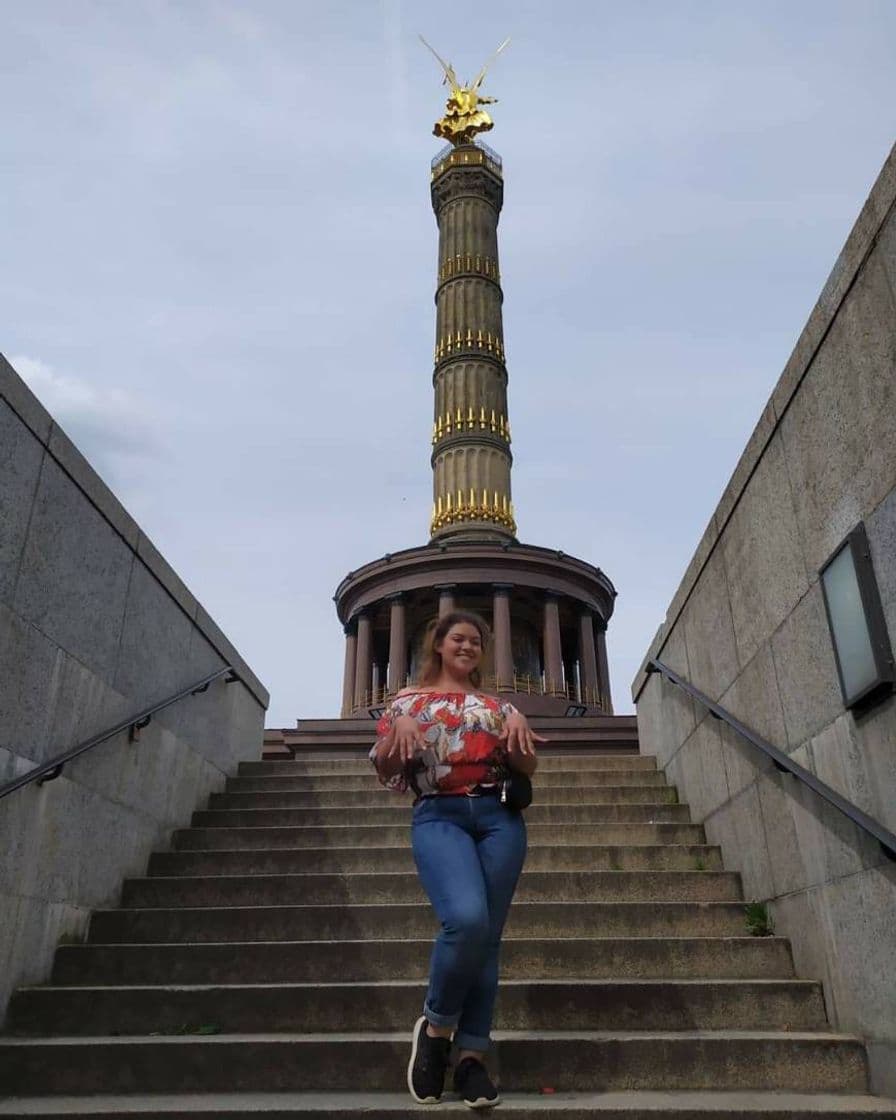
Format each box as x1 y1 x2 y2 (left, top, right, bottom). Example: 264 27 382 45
207 786 680 810
87 900 756 944
53 937 795 985
0 1031 869 1094
147 844 724 877
191 803 693 828
267 716 640 755
4 1089 896 1118
173 821 709 850
120 870 742 909
262 741 644 759
240 753 657 776
225 770 669 792
8 978 827 1037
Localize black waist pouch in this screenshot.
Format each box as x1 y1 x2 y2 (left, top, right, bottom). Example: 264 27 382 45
500 769 533 811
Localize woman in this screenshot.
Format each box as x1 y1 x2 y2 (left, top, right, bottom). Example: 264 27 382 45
370 610 543 1109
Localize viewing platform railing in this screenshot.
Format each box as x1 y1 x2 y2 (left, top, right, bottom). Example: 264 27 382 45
431 140 503 177
359 674 604 714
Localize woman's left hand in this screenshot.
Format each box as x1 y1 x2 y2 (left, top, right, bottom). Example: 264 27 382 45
499 711 548 757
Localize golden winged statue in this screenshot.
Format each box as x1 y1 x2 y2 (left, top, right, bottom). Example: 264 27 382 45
419 35 510 146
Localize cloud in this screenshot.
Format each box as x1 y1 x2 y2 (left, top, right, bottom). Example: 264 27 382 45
10 354 162 471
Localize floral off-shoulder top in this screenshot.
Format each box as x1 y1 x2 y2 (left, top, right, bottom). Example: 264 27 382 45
369 690 519 798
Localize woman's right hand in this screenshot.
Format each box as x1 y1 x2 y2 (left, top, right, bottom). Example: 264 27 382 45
380 715 426 765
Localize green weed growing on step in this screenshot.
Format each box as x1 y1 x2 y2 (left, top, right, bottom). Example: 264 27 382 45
744 901 774 937
693 855 707 871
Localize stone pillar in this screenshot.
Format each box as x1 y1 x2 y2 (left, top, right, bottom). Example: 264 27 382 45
437 585 456 618
353 612 373 712
542 593 564 695
595 621 613 713
563 654 577 699
340 623 357 718
492 584 514 691
578 609 599 706
387 593 408 693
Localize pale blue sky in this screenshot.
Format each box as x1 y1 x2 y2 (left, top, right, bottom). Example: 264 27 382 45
3 1 895 724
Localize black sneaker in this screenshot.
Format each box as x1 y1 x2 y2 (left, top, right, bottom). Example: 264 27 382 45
407 1015 452 1104
453 1056 501 1109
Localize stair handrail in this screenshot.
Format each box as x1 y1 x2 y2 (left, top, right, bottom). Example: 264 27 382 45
0 666 240 801
646 656 896 863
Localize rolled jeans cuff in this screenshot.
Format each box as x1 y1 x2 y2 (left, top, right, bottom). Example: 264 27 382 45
422 1002 491 1051
422 1001 458 1031
454 1029 491 1052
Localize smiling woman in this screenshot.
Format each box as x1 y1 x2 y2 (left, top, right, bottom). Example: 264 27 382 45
369 609 543 1108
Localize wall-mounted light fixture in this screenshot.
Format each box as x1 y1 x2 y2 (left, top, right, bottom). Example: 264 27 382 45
820 522 894 710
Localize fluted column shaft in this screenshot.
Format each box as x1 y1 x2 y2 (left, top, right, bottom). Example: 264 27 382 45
437 585 456 618
353 613 373 712
492 585 514 690
542 594 564 695
341 624 357 718
387 594 408 693
578 609 599 704
596 623 613 713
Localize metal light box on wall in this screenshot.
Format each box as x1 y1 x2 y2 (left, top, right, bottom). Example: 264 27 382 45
820 522 895 710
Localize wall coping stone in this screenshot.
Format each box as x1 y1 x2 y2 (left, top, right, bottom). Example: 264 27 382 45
631 141 896 703
0 353 269 710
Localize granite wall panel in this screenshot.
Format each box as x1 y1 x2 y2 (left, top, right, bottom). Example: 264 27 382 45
0 357 268 1023
680 548 740 699
720 432 810 669
866 487 896 652
0 399 44 608
778 247 896 577
769 584 843 750
634 145 896 1091
13 454 135 680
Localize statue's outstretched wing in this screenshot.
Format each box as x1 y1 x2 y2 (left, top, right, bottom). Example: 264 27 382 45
419 34 459 90
471 37 510 90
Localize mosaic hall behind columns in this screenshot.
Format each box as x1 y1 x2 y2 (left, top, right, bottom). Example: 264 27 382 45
335 143 615 719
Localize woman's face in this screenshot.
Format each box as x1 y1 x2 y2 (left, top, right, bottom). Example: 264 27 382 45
436 622 483 678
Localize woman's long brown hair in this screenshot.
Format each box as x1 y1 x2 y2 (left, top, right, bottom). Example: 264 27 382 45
416 610 491 688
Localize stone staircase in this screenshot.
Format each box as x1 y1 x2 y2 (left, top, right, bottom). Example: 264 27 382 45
3 720 895 1118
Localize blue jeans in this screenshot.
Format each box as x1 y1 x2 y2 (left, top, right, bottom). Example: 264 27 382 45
411 792 528 1052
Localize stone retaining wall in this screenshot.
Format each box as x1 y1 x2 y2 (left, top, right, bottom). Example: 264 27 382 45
0 355 269 1022
632 144 896 1095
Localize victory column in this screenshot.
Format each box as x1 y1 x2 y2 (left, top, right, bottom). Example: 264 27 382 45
334 42 617 717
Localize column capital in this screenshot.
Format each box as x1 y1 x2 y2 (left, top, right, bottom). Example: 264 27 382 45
594 616 608 632
435 583 457 592
492 583 514 595
387 591 405 603
543 589 562 602
343 621 357 636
